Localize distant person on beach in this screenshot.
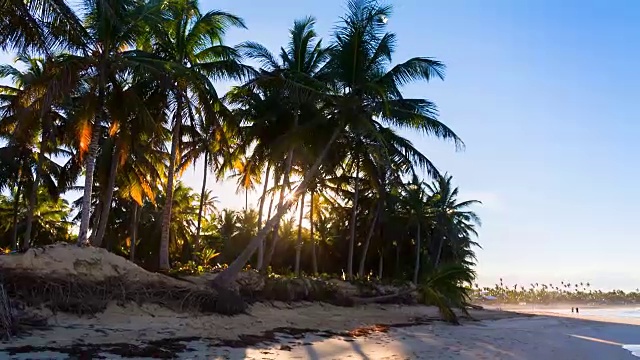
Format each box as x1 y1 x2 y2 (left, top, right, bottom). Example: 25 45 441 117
576 307 579 314
571 307 574 313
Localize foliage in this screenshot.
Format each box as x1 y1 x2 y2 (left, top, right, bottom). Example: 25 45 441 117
474 280 640 305
418 263 475 324
0 0 483 317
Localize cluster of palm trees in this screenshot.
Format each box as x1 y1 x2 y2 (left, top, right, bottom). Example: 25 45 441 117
475 280 640 305
0 0 481 287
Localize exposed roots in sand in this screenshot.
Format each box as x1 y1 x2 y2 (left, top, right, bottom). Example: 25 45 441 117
0 284 14 339
1 270 246 316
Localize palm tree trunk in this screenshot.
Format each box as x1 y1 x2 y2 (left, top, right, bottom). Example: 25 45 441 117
310 190 317 275
77 64 106 246
245 189 248 213
213 126 341 287
319 230 325 274
181 231 191 262
434 235 445 268
358 201 381 278
93 139 122 247
257 187 277 271
413 222 421 285
23 133 45 250
395 239 401 277
378 249 383 279
347 157 360 279
89 203 101 245
159 96 183 271
264 155 292 270
129 202 138 262
11 180 22 251
378 225 384 279
256 162 271 270
294 192 305 276
194 150 208 256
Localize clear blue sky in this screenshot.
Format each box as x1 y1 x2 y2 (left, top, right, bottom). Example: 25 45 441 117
2 0 640 290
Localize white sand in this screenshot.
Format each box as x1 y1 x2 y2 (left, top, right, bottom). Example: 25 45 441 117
0 243 179 285
2 247 638 359
3 303 640 359
4 302 492 347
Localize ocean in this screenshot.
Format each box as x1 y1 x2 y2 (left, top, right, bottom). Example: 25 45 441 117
537 306 640 358
544 306 640 319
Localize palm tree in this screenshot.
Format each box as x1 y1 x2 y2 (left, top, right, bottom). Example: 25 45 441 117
0 58 72 250
91 76 168 247
36 0 170 247
0 0 84 55
146 0 248 270
214 1 462 287
0 187 74 248
248 16 329 268
179 109 232 254
402 174 430 284
231 156 261 213
425 174 481 268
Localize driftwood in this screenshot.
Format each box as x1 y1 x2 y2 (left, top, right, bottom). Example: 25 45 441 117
350 288 417 305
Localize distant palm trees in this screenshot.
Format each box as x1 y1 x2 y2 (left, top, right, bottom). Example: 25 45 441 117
477 280 640 305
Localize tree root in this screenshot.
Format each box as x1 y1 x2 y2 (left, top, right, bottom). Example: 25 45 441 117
349 289 417 305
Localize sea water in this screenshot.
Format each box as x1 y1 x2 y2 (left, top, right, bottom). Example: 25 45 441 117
623 345 640 358
540 306 640 318
540 307 640 358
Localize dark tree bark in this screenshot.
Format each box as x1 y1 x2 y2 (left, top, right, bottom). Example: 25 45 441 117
294 192 305 276
194 150 208 256
347 158 360 279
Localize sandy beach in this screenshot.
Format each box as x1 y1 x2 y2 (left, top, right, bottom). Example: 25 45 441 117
2 302 640 359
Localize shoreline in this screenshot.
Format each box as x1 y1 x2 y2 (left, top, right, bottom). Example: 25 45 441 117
3 302 640 359
490 305 640 326
0 303 521 359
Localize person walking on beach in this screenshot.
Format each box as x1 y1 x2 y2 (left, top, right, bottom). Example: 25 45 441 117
576 307 579 314
571 307 574 313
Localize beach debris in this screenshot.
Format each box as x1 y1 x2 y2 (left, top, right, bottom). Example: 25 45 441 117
0 284 14 340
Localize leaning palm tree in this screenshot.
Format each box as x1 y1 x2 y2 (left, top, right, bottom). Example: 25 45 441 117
147 0 249 270
213 0 461 287
232 16 330 271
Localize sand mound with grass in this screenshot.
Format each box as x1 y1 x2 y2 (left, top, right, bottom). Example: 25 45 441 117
0 243 248 316
0 243 173 284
